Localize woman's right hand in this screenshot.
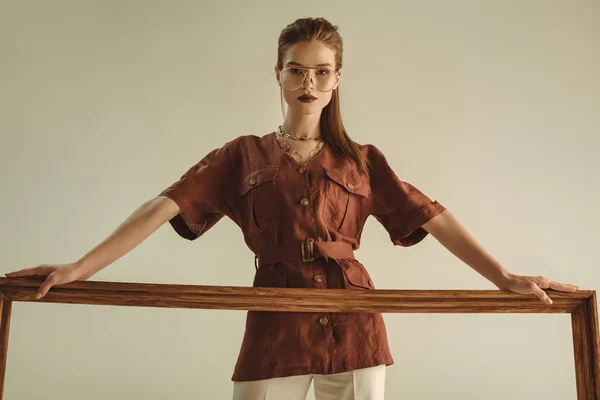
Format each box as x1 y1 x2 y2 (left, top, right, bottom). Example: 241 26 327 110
4 263 89 300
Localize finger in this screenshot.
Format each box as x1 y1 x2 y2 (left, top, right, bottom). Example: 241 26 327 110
6 265 52 277
548 281 580 291
531 284 553 305
36 274 59 299
5 268 38 277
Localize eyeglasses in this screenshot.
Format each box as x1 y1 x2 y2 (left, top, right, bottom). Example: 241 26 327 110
278 66 340 92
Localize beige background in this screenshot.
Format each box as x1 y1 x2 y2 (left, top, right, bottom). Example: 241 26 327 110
1 1 598 399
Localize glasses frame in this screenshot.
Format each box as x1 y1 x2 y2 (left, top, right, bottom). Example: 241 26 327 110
278 66 341 92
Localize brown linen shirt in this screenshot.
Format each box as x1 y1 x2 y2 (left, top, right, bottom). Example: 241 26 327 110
158 131 447 382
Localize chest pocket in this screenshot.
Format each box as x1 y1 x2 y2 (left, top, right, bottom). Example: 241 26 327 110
323 166 372 231
238 167 279 231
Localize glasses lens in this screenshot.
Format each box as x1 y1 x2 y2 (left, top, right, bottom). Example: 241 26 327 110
280 68 305 91
280 68 337 91
313 68 337 91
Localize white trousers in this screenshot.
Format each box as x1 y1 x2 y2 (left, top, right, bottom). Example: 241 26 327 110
232 364 386 400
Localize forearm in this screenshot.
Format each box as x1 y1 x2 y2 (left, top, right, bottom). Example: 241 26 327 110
422 210 514 289
75 196 177 279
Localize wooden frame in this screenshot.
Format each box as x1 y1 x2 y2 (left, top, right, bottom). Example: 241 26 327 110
0 277 597 399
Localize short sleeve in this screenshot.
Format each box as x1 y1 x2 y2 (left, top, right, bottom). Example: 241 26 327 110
367 144 447 246
158 137 241 241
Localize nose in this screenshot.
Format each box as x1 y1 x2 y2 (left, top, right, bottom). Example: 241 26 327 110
300 70 315 89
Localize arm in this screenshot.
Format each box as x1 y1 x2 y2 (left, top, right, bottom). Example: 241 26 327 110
5 195 182 299
75 195 180 279
421 210 580 304
421 210 512 289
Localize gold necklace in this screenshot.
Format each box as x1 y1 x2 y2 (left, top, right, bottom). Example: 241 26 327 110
275 131 324 165
277 125 323 141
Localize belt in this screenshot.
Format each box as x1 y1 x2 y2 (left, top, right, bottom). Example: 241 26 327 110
254 239 355 269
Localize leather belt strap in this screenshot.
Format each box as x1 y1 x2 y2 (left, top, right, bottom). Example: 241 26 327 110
255 240 355 269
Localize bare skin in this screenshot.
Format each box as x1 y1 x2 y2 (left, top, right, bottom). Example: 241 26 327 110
5 195 180 299
422 210 580 304
274 40 341 155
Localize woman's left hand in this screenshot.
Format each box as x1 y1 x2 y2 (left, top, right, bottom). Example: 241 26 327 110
500 274 580 305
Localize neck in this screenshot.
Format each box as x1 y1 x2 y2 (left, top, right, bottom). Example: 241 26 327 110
281 111 321 139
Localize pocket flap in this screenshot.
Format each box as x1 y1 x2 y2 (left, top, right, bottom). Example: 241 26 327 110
239 168 278 196
323 166 371 198
339 259 374 289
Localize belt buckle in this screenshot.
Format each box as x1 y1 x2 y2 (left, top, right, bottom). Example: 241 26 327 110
301 238 315 262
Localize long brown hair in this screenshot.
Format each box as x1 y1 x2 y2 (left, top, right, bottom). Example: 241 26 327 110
276 17 371 175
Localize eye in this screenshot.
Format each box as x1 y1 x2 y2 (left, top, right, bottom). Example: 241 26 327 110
290 67 303 74
317 69 330 75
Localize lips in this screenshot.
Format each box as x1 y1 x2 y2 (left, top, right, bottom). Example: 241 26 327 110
298 94 317 100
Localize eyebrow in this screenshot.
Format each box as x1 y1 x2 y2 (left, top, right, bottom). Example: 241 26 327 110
286 61 333 68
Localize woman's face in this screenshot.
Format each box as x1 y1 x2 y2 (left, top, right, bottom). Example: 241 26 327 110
275 40 342 116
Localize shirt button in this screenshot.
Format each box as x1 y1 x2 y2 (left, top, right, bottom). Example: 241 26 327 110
297 167 307 174
300 198 309 206
313 274 323 283
347 182 354 189
249 178 257 185
319 317 329 325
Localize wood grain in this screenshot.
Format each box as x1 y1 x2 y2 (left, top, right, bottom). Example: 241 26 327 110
0 277 597 399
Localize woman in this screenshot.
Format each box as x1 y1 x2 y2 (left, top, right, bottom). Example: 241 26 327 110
5 17 580 400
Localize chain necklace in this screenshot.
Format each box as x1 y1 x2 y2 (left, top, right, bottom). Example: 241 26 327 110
277 125 323 141
275 126 324 165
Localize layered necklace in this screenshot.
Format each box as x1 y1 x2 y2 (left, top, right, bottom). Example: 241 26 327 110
275 125 325 166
